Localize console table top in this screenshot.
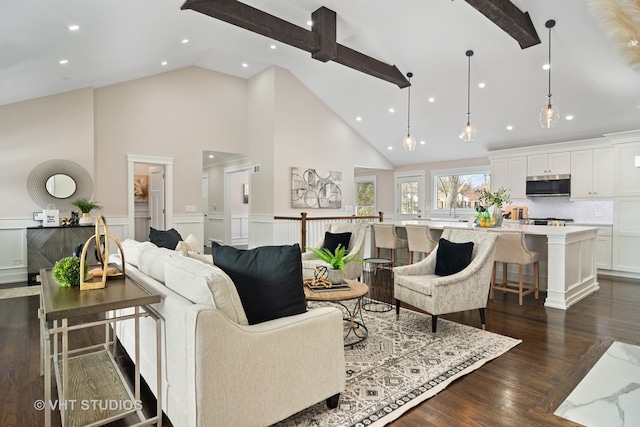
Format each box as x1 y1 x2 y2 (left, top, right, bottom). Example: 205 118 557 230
40 268 161 321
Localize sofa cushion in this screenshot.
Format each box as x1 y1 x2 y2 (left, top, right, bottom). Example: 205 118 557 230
323 231 351 254
176 234 201 254
120 239 157 268
149 227 182 250
164 255 248 324
210 244 307 325
434 238 474 276
138 246 177 283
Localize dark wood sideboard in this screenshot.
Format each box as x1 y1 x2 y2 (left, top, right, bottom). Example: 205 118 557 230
27 226 98 284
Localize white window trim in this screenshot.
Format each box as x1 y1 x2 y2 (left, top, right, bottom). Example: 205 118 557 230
355 175 377 215
430 165 490 213
394 170 426 218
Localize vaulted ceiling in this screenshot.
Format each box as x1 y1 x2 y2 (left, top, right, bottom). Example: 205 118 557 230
2 0 640 166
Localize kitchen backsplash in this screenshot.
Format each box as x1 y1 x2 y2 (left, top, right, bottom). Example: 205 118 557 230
510 198 613 224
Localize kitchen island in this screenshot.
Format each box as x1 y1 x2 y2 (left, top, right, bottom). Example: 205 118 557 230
394 220 599 310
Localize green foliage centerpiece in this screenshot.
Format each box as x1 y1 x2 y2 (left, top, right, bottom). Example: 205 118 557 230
53 256 89 287
306 244 362 284
476 187 512 227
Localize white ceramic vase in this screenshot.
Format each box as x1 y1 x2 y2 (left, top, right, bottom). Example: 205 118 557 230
326 268 344 285
78 213 94 226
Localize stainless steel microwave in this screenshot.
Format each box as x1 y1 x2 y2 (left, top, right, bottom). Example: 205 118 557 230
525 174 571 197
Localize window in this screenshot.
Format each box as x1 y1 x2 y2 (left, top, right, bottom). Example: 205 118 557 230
432 167 490 213
355 176 376 216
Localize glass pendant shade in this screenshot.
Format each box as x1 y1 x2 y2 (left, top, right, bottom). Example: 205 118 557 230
402 133 416 151
461 119 477 142
539 98 559 128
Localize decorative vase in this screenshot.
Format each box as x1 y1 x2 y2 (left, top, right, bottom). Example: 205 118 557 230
326 268 344 285
78 212 94 226
492 205 504 227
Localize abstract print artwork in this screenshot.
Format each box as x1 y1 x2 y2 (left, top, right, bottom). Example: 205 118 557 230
291 167 342 209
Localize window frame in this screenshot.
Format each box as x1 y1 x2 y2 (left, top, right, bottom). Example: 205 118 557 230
354 175 377 216
431 165 490 215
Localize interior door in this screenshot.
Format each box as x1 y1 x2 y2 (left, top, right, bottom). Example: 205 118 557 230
149 166 165 230
395 175 424 220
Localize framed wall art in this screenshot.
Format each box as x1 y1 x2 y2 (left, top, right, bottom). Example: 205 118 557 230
291 167 342 209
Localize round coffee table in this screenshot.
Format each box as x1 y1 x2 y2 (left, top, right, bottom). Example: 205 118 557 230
304 279 369 347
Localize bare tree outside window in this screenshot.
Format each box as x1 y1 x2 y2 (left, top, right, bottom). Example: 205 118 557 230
435 172 490 211
401 181 419 214
356 181 375 216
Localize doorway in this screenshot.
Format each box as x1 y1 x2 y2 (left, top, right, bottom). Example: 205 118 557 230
395 171 425 220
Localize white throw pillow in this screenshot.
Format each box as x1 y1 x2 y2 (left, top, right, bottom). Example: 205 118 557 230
120 239 157 268
164 254 248 325
138 246 176 284
175 234 201 254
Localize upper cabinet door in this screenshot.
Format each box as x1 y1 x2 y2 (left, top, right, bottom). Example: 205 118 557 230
527 152 570 176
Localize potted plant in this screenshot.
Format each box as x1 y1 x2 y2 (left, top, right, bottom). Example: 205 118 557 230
306 244 362 284
476 187 511 226
53 256 89 287
72 198 103 225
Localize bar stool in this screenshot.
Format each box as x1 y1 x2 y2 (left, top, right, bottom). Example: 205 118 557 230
373 223 408 265
487 229 539 306
405 224 437 264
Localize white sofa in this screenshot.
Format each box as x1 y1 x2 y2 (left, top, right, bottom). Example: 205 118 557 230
111 240 346 427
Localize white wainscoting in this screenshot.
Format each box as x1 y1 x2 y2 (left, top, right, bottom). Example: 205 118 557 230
206 212 224 246
231 212 248 246
173 214 204 250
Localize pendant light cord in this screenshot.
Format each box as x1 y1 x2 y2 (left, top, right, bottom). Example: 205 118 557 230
465 50 473 122
406 73 412 133
546 20 556 102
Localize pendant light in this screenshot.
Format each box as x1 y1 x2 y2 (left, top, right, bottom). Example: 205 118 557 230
540 19 559 128
402 72 416 152
461 50 477 142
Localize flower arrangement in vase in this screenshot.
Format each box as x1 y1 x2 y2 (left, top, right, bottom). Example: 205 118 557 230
475 187 512 227
71 198 103 225
305 244 362 284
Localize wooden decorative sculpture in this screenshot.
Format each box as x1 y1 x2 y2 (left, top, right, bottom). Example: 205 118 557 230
79 215 126 290
303 265 334 288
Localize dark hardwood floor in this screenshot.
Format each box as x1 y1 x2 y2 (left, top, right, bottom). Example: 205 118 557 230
1 275 638 426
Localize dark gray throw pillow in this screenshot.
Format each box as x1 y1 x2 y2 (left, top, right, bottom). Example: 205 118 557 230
210 244 306 325
149 227 182 250
323 231 352 254
434 238 474 276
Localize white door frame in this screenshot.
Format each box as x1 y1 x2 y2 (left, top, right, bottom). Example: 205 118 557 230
127 154 174 239
223 163 252 245
394 170 426 220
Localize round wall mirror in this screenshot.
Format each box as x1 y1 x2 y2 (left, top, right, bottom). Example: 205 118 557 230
45 173 77 199
27 159 93 212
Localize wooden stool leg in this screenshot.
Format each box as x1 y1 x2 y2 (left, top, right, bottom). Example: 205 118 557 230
518 265 524 306
534 261 539 300
502 262 508 285
377 247 381 258
391 249 395 265
408 251 413 264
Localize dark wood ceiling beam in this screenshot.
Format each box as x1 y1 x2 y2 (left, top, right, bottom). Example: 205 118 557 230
181 0 410 88
464 0 540 48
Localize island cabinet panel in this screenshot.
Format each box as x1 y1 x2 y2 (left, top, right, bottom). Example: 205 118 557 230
27 226 97 284
613 197 640 273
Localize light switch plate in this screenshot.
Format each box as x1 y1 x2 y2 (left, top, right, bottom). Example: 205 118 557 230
186 205 197 212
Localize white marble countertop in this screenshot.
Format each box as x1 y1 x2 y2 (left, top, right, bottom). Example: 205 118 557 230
394 219 599 237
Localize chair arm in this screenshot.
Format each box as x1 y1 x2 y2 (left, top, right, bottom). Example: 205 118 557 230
185 306 345 426
393 251 437 276
301 251 317 261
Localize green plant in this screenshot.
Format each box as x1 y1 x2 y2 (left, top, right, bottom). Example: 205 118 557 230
305 244 362 272
71 198 103 214
476 187 512 208
52 256 88 287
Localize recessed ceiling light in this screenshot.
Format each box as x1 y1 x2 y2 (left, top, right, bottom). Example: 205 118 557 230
506 125 513 130
629 39 639 47
208 154 214 158
420 140 426 145
270 44 277 49
59 59 69 65
306 20 313 26
161 61 168 66
388 146 393 150
566 115 574 120
428 97 435 103
182 39 189 44
478 82 486 88
458 134 463 139
356 116 362 121
242 63 248 68
542 63 550 70
68 25 79 31
388 108 395 113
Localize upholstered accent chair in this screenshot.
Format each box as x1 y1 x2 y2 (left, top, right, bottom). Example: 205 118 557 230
487 229 539 305
405 224 437 264
373 223 408 265
302 223 368 281
393 228 498 336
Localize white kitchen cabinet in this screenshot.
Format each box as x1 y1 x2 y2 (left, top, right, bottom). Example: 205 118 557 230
571 148 614 198
612 197 640 273
527 151 571 176
491 156 526 199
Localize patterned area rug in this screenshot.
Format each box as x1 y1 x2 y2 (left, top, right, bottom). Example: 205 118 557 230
0 285 40 300
274 304 521 427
